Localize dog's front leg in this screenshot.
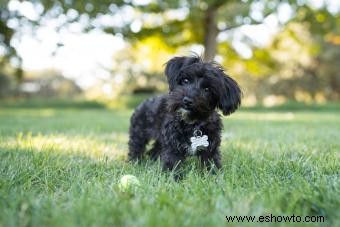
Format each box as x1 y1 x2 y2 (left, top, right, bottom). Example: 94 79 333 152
160 119 187 179
161 151 184 180
200 149 222 174
198 132 222 173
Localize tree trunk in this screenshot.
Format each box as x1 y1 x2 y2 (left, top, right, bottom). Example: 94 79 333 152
203 6 218 62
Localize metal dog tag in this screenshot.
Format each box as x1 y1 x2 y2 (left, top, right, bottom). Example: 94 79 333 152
190 130 209 154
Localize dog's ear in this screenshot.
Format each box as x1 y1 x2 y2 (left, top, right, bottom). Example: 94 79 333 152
165 56 200 91
217 73 242 115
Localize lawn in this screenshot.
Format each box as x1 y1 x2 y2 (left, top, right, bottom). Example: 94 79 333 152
0 103 339 227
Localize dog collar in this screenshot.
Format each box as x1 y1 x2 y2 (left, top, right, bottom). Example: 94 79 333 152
190 129 209 155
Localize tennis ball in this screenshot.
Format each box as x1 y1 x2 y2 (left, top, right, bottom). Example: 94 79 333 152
118 175 140 191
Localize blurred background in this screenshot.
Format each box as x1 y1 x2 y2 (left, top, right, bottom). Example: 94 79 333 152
0 0 339 108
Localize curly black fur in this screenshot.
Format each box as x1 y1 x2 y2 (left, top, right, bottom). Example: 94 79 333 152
128 55 241 176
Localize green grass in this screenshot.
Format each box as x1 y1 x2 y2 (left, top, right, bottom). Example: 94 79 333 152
0 104 339 227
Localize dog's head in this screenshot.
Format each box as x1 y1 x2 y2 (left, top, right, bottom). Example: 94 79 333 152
165 55 241 121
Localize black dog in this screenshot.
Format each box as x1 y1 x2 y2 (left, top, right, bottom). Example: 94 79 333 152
128 55 241 176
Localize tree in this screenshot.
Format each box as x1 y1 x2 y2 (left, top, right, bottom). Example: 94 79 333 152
0 1 23 79
2 0 339 102
96 0 278 61
218 3 340 102
1 0 282 65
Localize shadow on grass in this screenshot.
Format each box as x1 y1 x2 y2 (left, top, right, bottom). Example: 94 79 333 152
240 102 340 112
0 98 106 109
1 96 339 112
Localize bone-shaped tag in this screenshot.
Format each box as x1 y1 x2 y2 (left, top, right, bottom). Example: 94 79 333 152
190 135 209 154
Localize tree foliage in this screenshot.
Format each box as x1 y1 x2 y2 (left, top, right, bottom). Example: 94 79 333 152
220 4 340 102
0 0 339 101
1 0 283 61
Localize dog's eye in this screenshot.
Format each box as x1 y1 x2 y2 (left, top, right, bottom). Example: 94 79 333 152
204 87 210 92
181 78 189 85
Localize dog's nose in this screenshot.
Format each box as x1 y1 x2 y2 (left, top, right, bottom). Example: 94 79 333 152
183 97 193 107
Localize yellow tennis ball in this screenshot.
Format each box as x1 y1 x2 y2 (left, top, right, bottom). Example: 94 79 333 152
119 175 140 191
